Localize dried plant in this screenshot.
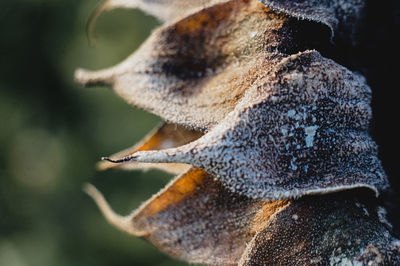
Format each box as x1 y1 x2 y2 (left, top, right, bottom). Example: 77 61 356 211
75 0 400 264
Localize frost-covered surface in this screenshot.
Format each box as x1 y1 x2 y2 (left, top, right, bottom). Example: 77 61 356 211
77 0 399 264
86 176 400 265
106 51 389 200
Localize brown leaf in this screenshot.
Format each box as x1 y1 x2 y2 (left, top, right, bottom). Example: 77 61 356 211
85 168 289 265
98 123 202 174
76 0 294 131
85 175 399 265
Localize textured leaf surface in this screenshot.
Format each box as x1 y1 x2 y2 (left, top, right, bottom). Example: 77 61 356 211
86 179 399 265
239 191 400 265
106 51 388 200
77 0 399 264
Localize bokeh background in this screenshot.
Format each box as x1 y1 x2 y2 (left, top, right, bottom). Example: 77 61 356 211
0 1 399 266
0 0 191 265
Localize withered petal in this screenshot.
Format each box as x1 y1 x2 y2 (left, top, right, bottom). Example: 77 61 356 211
260 0 365 41
239 191 400 265
108 51 388 200
98 123 202 174
85 168 289 265
76 0 295 131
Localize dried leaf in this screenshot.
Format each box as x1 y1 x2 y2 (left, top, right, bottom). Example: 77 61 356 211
85 176 399 265
76 0 296 131
98 123 202 174
85 168 289 265
105 51 388 200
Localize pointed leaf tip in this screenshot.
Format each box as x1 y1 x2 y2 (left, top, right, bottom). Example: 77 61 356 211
101 155 138 163
83 183 146 236
74 67 116 87
97 123 202 173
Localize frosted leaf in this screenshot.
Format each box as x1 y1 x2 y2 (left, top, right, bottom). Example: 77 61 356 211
104 51 389 200
76 0 298 131
98 123 202 174
85 177 399 265
84 168 290 265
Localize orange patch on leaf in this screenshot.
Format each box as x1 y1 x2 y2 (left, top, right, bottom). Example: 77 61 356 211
138 168 206 217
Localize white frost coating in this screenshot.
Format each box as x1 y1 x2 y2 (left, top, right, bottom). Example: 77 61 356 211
352 260 364 266
377 206 393 229
330 250 353 266
287 109 296 118
305 126 318 147
101 51 388 201
249 31 257 38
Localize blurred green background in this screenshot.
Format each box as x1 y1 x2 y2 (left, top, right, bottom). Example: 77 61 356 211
0 0 190 265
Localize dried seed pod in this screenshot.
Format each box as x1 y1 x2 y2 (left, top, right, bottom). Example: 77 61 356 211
76 0 389 202
76 0 399 264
